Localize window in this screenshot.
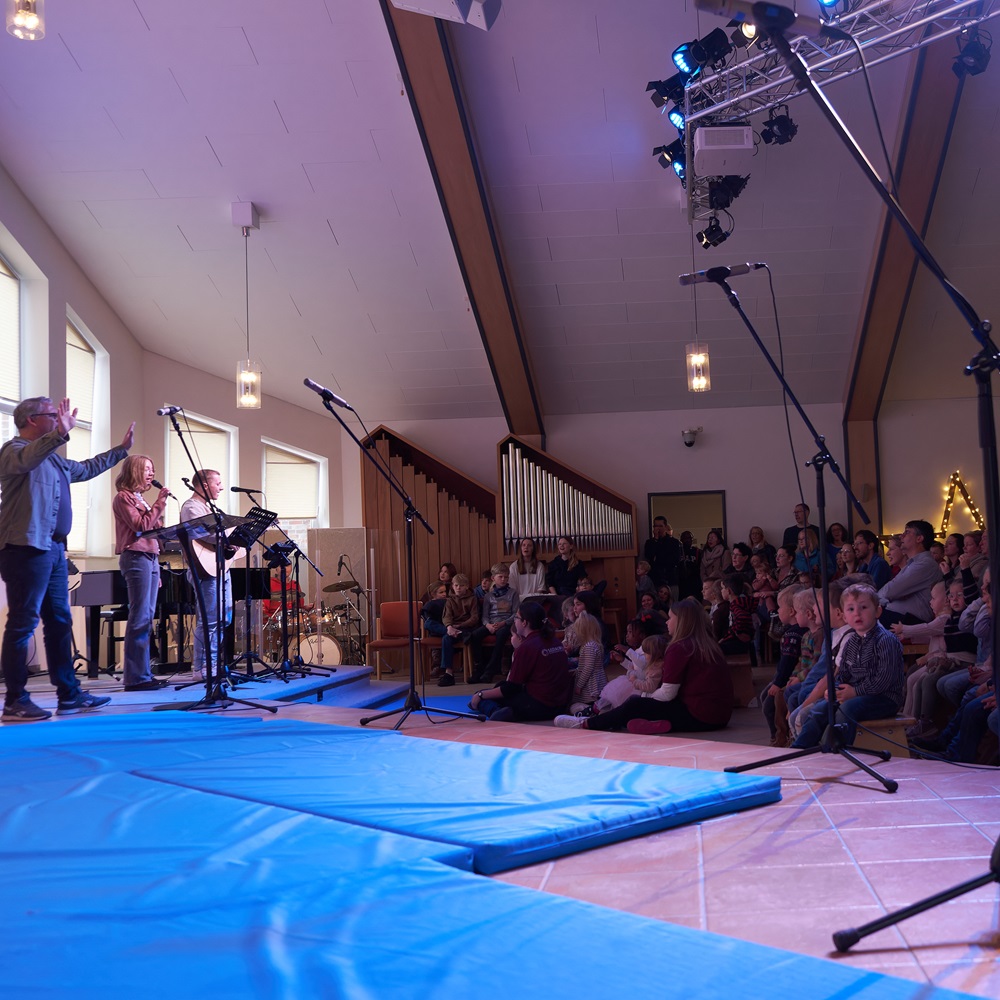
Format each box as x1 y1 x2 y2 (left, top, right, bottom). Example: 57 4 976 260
65 321 96 553
164 414 234 525
0 255 20 445
262 441 326 550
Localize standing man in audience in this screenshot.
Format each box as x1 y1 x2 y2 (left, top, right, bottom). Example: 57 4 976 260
782 503 810 548
643 516 681 601
0 396 133 721
877 519 941 625
853 529 891 589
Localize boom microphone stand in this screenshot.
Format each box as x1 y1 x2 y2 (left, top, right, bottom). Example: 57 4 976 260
301 379 484 729
729 0 999 943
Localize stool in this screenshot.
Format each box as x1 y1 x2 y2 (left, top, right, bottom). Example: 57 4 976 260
851 716 915 759
100 606 129 670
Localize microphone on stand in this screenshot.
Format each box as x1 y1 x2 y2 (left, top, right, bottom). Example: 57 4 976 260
303 378 354 411
156 405 182 416
181 477 192 488
230 486 259 495
694 0 851 41
151 479 174 498
337 554 345 576
678 262 766 286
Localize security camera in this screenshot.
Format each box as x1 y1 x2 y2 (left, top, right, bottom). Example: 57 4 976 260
681 427 702 448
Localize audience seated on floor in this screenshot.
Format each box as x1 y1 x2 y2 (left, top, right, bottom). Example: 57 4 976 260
594 631 665 715
567 611 607 716
702 579 729 641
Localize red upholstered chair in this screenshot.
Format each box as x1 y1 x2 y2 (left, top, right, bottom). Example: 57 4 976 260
366 602 421 680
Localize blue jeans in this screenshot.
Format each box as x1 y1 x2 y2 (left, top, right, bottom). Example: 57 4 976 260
119 550 159 685
0 541 80 704
188 570 232 675
793 693 898 748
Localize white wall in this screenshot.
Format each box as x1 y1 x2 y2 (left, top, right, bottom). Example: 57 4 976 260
878 397 996 536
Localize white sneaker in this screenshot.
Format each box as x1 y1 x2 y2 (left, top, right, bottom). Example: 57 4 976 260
553 714 586 729
191 669 205 682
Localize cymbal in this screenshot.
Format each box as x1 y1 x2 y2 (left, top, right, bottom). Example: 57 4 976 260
322 581 360 593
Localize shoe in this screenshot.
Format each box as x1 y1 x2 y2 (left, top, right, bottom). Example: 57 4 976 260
191 669 205 682
56 690 111 715
909 734 946 752
2 696 52 723
553 714 586 729
123 679 168 691
437 672 455 687
626 719 672 736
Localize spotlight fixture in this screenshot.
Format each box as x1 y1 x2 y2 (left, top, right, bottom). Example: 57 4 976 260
6 0 44 40
653 138 685 179
708 175 748 211
952 28 991 78
760 106 797 145
727 17 757 49
672 28 733 79
646 73 686 109
696 215 729 249
816 0 839 6
667 105 685 131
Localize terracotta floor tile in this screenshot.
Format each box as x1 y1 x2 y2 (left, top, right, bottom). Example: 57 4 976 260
859 859 1000 907
542 870 703 923
841 824 996 864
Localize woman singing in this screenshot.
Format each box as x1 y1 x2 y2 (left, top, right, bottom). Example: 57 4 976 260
112 455 170 690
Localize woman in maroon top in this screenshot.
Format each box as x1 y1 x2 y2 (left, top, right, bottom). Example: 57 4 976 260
469 601 573 722
112 454 170 691
554 597 733 734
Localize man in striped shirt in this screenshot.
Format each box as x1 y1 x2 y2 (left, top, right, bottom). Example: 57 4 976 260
792 583 904 748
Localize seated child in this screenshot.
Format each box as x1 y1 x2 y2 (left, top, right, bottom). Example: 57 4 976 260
760 584 806 746
719 574 754 657
470 563 520 684
567 611 608 715
703 579 729 641
437 573 480 687
636 560 656 602
594 632 666 715
792 583 905 748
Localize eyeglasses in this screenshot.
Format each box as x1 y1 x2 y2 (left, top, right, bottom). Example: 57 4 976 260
32 412 58 420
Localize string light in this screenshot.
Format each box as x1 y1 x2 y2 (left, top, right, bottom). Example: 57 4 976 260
939 469 984 535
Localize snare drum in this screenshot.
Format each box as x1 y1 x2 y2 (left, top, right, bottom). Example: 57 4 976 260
305 608 339 635
301 633 343 666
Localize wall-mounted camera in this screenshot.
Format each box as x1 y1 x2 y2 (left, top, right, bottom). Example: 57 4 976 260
681 427 702 448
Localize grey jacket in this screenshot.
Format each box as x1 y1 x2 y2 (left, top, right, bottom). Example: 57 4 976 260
0 430 127 550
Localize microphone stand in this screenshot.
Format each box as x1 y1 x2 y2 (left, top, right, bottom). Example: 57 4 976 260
306 387 484 729
160 413 273 715
707 275 896 793
753 13 998 944
229 487 269 682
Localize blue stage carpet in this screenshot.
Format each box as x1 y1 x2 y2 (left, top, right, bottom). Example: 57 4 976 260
0 714 972 999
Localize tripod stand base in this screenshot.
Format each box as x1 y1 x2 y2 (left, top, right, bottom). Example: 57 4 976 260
725 727 898 794
153 679 278 715
360 688 486 731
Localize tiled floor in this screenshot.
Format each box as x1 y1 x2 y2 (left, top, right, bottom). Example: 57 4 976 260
8 671 1000 997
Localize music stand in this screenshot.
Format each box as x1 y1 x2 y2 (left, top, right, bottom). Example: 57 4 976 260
228 505 279 681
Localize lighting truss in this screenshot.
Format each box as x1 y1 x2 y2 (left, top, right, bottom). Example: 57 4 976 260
683 0 1000 223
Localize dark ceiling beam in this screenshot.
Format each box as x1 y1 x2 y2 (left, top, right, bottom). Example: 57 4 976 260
843 38 966 531
379 3 545 443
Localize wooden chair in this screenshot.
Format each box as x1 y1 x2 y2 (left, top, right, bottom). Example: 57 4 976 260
366 602 421 680
419 621 473 683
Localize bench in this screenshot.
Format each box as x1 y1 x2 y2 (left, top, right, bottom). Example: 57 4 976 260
725 653 758 709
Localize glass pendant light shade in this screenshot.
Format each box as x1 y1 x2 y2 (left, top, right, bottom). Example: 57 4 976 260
6 0 44 40
237 359 262 409
686 343 711 392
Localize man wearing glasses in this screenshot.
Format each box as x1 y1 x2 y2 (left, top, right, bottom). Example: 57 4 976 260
0 396 134 721
876 519 941 627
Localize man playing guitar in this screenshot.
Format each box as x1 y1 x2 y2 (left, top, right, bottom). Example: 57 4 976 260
180 469 241 681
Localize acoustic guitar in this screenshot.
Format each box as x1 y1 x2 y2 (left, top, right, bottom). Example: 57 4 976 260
189 533 245 578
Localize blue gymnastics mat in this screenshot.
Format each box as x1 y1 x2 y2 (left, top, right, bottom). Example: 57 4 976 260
137 724 782 873
0 715 974 1000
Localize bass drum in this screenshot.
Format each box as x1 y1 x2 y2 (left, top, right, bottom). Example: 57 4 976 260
301 633 343 666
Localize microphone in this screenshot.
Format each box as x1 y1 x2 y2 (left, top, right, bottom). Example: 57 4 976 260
694 0 851 41
303 378 353 411
337 554 345 576
230 486 259 495
156 405 182 416
181 477 192 488
151 479 174 498
679 262 766 286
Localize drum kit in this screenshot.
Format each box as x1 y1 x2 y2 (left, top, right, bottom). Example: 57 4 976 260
261 580 366 667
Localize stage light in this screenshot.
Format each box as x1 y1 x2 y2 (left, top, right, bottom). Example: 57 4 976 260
708 175 748 211
696 215 729 248
686 344 711 392
6 0 44 40
760 106 797 145
952 28 991 78
667 105 685 131
653 138 685 173
672 28 732 79
646 73 686 109
727 18 757 48
817 0 839 7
